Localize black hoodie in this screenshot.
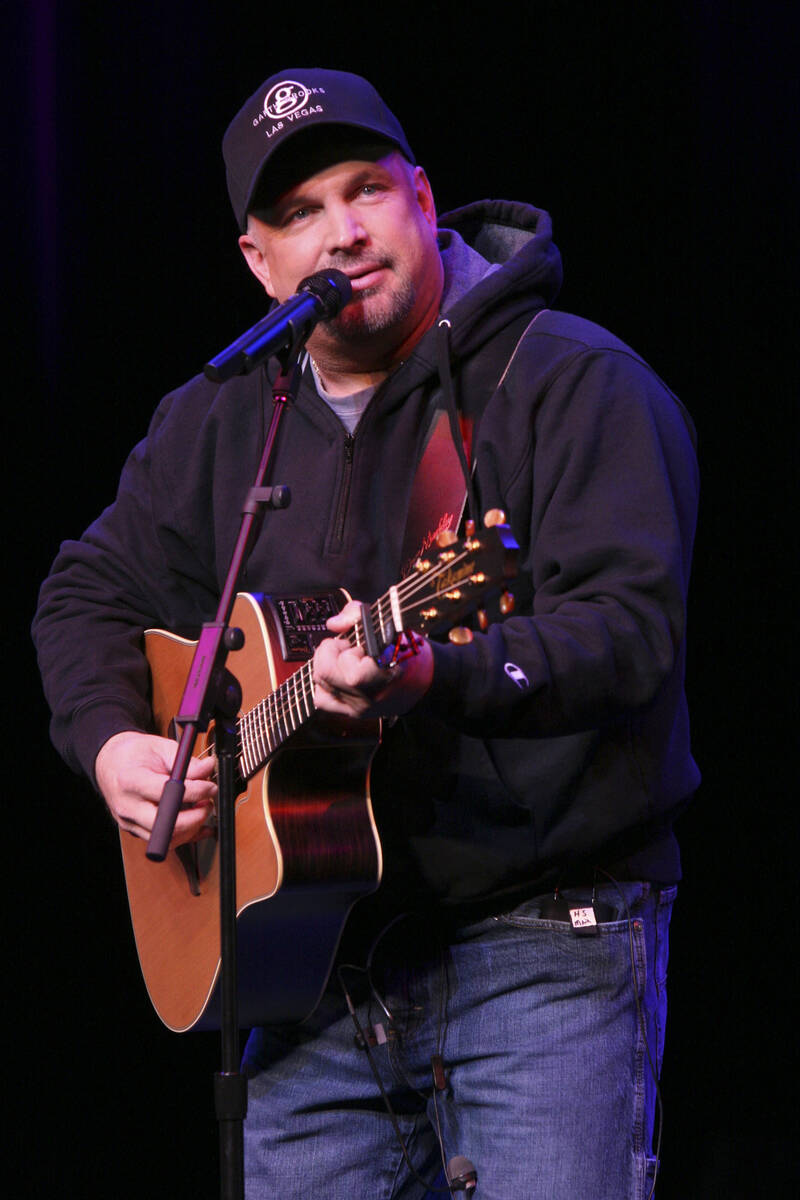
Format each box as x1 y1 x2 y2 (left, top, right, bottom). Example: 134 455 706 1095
33 200 700 918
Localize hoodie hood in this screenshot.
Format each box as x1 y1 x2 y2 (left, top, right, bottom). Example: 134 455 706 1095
436 200 564 357
382 199 564 413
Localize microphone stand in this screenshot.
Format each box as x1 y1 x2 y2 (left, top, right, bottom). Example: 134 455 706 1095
146 337 306 1200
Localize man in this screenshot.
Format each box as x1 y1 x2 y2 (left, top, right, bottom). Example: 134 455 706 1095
34 68 700 1198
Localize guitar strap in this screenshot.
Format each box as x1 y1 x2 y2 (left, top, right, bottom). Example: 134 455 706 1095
400 309 546 575
399 405 468 577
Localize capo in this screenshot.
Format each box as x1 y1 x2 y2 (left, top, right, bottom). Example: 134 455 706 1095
358 602 381 661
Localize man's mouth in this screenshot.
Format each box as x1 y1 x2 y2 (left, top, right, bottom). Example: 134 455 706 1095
340 263 389 293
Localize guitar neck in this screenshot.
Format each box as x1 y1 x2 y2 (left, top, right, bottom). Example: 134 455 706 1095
236 522 518 780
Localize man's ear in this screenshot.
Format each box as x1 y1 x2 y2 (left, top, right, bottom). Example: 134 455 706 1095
238 229 274 295
413 166 438 236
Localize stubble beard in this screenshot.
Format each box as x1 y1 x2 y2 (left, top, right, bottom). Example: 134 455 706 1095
324 260 417 344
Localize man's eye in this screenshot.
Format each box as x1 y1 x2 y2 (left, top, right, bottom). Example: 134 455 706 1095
289 207 310 222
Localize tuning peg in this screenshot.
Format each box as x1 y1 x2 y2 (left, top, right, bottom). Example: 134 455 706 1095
436 529 458 548
448 626 473 645
499 590 515 615
477 609 488 631
483 508 507 528
465 519 476 538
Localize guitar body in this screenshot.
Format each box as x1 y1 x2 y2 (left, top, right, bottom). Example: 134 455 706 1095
117 523 517 1033
119 592 382 1032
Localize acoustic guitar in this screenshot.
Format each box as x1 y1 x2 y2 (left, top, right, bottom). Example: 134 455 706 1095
120 520 517 1031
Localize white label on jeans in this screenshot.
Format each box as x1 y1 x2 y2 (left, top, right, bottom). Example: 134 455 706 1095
569 906 598 930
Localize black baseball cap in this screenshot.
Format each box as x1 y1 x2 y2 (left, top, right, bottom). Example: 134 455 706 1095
223 68 416 231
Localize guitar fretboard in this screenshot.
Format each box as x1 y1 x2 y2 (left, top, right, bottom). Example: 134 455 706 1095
237 659 314 778
236 615 372 780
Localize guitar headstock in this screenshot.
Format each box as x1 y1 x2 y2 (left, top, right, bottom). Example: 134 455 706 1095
400 517 518 639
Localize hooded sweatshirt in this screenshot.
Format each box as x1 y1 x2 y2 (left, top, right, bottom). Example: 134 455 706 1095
33 200 700 920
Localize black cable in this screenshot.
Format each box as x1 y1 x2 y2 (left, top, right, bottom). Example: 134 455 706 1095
336 959 454 1195
363 913 431 1100
428 943 451 1185
360 916 464 1193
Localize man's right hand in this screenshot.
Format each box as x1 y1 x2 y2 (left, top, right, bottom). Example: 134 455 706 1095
94 730 217 847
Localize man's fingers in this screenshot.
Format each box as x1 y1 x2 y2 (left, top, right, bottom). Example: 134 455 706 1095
312 625 433 720
96 730 218 846
186 751 218 779
325 600 362 634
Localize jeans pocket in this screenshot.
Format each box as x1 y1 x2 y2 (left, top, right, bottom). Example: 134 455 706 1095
496 881 651 930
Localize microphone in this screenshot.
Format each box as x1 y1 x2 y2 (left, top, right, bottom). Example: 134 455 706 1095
204 268 353 382
447 1156 477 1194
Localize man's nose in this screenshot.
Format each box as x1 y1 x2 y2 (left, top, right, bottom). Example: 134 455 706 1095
326 204 367 252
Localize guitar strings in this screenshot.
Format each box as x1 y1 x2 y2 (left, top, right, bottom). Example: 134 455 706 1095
238 546 479 766
235 544 483 774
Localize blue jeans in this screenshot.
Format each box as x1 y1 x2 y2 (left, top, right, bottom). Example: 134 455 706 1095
242 881 676 1199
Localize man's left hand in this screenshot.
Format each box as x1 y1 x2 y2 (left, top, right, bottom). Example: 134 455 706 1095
313 600 434 719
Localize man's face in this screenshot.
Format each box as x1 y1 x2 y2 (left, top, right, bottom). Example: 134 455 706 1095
238 150 443 368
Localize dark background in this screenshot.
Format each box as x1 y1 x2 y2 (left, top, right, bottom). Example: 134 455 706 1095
10 1 796 1196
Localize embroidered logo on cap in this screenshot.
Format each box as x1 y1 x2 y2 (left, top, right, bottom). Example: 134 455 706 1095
264 80 310 120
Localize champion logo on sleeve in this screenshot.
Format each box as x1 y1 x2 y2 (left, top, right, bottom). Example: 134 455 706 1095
504 662 529 689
